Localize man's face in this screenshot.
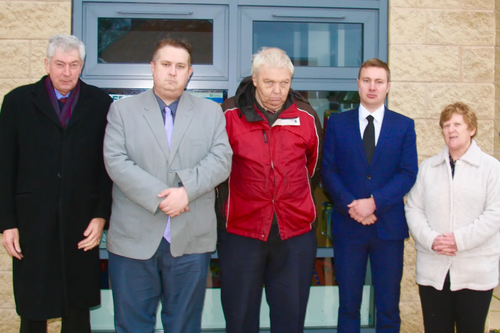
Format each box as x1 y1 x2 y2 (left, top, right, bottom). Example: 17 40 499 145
151 45 193 103
44 48 83 96
357 66 391 112
252 65 292 112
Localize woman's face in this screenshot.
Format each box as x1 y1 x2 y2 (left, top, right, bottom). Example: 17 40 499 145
442 113 476 154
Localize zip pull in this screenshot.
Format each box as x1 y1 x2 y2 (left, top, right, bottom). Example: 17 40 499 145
262 130 268 143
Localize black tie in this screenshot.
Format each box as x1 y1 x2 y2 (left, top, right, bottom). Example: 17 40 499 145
363 115 375 164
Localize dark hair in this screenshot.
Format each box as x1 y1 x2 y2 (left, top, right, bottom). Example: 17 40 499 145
358 58 390 81
152 38 193 66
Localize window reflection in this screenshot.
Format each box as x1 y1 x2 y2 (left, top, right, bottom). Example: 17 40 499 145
299 91 360 248
253 22 363 68
98 18 214 64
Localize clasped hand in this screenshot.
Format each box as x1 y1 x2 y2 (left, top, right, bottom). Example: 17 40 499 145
432 233 457 256
158 187 190 218
348 198 377 225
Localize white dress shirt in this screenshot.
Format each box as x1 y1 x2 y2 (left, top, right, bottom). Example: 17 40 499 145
359 104 385 145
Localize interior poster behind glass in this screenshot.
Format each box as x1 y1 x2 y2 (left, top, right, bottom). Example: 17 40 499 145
102 88 227 105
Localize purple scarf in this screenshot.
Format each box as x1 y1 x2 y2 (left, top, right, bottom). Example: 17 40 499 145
45 76 80 127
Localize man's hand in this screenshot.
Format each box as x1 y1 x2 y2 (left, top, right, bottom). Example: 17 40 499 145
432 233 457 256
2 228 23 260
360 214 377 225
158 187 190 217
348 198 376 222
78 218 106 251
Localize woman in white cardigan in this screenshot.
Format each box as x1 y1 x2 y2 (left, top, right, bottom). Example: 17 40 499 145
405 102 500 333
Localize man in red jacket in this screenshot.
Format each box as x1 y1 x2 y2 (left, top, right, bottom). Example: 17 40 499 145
218 47 322 333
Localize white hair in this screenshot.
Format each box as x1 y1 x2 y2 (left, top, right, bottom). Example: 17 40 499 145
46 34 86 63
251 47 294 76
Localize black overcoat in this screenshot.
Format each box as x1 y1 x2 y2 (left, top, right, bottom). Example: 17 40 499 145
0 76 113 320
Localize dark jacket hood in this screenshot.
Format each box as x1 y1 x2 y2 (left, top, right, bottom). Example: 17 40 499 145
234 76 312 121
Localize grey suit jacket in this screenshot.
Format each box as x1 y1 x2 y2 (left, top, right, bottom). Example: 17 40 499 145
103 89 232 258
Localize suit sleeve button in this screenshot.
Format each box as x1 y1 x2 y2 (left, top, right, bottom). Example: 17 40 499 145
367 175 371 180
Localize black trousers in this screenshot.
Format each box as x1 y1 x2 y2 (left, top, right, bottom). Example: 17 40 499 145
20 308 91 333
419 273 493 333
218 225 317 333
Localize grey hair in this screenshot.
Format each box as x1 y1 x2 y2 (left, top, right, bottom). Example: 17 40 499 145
46 34 86 63
251 47 294 76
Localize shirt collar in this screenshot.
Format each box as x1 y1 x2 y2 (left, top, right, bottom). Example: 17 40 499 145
359 103 385 123
154 92 180 115
54 89 70 100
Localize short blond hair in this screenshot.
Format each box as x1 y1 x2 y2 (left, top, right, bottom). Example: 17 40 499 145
358 58 390 81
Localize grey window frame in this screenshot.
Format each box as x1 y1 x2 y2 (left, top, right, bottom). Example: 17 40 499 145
238 6 379 82
73 0 387 94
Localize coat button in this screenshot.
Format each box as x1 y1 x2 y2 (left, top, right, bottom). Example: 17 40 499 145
57 172 62 178
367 175 371 180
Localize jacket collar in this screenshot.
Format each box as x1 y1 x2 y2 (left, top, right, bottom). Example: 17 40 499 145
32 76 89 129
432 139 481 168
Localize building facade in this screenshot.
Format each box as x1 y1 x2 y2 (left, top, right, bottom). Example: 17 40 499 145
0 0 499 331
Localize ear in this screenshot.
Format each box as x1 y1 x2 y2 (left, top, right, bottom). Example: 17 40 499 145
150 61 155 76
189 66 193 77
252 74 258 87
44 58 50 74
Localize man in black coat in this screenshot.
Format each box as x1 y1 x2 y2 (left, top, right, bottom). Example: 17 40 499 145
0 34 112 333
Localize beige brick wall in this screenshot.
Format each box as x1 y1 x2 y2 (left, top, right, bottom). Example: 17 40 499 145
0 0 71 102
495 0 500 161
0 0 71 330
389 0 497 332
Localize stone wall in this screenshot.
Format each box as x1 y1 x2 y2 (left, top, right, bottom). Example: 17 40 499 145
388 0 497 332
0 0 71 331
496 0 500 162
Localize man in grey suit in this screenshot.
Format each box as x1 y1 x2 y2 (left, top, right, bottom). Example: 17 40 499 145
103 38 232 333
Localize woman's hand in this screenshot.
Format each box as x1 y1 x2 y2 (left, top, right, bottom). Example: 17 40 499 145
432 233 457 256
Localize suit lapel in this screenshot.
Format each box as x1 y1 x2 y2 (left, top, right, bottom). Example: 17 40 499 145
371 107 394 166
32 77 63 129
142 90 171 160
168 92 193 163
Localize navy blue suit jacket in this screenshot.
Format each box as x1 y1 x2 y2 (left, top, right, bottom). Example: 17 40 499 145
321 107 418 240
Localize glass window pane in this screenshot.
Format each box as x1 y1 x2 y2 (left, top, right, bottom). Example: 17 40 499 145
299 90 360 248
253 22 363 68
98 18 213 64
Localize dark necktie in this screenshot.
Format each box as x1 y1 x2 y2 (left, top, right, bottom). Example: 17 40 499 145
60 97 68 104
363 115 375 164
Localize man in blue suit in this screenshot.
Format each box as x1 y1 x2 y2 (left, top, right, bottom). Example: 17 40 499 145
322 58 418 332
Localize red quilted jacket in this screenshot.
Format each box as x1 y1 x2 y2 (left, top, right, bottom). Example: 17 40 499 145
220 77 322 241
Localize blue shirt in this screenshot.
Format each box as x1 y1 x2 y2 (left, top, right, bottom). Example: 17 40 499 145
154 93 180 124
54 89 70 100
